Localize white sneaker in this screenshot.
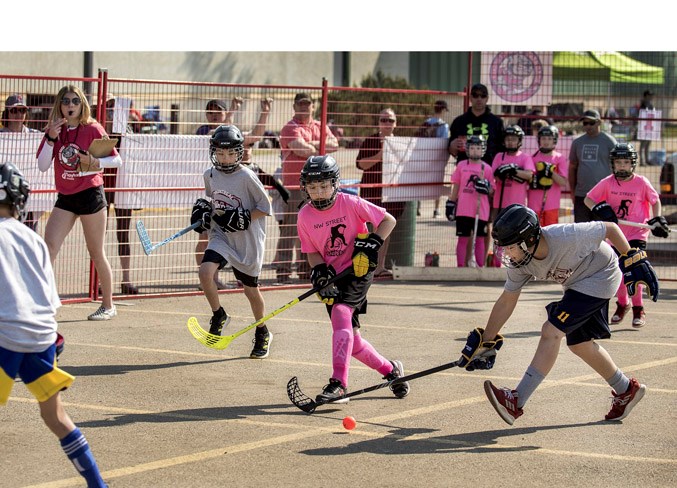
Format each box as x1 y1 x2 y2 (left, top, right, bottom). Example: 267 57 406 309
88 305 117 321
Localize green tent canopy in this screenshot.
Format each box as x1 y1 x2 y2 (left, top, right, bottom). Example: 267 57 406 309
553 51 664 84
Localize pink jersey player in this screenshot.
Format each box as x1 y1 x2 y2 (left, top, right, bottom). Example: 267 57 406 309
527 126 569 226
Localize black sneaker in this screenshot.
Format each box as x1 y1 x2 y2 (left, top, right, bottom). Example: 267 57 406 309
316 378 349 404
209 308 231 336
250 330 273 359
384 360 410 398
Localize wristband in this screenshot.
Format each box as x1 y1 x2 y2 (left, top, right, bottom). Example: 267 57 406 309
45 132 58 143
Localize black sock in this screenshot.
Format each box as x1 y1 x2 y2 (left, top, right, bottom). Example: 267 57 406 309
213 307 225 317
255 324 268 336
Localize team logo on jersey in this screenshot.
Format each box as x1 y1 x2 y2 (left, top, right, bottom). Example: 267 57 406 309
489 52 544 103
59 143 82 170
324 223 347 257
212 190 242 211
617 199 632 219
546 267 573 284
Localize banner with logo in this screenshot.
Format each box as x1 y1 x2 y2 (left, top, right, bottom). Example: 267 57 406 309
637 109 661 141
481 52 553 106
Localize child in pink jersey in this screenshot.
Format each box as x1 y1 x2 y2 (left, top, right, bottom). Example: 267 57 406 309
490 125 535 266
585 143 669 327
447 135 494 267
527 125 569 226
296 155 410 404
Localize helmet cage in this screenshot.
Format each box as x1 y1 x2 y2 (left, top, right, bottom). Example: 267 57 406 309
209 125 245 173
465 135 487 159
0 162 30 213
492 204 541 268
504 125 524 152
537 125 559 153
610 143 638 179
300 155 341 210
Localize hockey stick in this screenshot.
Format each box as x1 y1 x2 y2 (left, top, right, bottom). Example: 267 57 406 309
539 187 549 225
287 360 462 414
187 267 352 350
136 219 202 256
468 194 481 268
488 181 506 267
618 219 674 233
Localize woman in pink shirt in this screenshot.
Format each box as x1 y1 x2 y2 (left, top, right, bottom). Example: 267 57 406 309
585 143 669 327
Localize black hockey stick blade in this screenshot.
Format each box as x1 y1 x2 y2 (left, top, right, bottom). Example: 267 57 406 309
287 376 317 414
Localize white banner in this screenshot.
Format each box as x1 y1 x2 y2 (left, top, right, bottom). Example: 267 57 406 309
0 133 56 213
480 52 553 106
382 137 450 202
638 109 662 141
116 134 210 209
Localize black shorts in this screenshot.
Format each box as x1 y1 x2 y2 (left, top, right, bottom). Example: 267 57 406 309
545 289 611 346
455 216 489 237
201 249 258 287
54 185 107 216
324 271 371 329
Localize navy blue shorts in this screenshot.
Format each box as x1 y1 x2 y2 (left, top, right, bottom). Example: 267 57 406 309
202 249 258 287
455 216 489 237
324 271 371 329
54 185 107 215
546 289 611 346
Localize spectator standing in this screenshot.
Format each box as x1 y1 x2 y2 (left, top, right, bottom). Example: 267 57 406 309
275 92 339 283
418 100 450 218
638 90 655 166
1 94 43 231
568 109 617 222
36 85 122 321
196 99 229 135
448 83 505 164
355 108 403 278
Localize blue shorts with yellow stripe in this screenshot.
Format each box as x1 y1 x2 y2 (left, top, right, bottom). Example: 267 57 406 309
0 343 74 405
545 289 612 346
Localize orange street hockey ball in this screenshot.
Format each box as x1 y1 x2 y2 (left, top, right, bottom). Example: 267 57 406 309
342 416 356 430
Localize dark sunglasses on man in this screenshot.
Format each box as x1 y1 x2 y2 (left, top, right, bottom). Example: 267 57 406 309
9 107 27 114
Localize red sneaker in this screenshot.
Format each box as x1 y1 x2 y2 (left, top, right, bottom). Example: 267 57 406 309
484 380 523 425
631 306 646 328
610 301 631 324
605 378 646 421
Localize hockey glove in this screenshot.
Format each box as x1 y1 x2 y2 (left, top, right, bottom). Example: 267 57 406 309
647 216 670 238
494 163 518 181
534 161 555 189
352 233 383 277
619 248 659 302
474 178 491 195
191 198 212 233
591 201 618 223
310 263 339 305
445 199 457 222
213 208 251 233
458 327 505 371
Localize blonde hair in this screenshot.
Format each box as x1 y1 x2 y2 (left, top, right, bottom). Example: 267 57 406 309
48 85 95 125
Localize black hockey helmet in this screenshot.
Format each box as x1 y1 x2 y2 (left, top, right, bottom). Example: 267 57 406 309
609 142 638 179
503 124 524 152
465 134 487 156
537 125 559 145
300 155 341 210
210 125 245 173
0 162 30 213
492 204 541 268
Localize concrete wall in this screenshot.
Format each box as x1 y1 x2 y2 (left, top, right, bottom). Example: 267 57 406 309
0 51 410 87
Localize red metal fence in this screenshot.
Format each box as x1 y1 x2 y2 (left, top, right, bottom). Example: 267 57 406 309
2 65 675 304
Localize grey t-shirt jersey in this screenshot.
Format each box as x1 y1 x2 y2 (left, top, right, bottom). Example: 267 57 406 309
569 132 617 196
0 217 60 353
203 165 272 277
504 222 621 299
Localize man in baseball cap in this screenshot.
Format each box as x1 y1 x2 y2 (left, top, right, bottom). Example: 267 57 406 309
579 109 601 122
5 94 27 108
293 92 314 104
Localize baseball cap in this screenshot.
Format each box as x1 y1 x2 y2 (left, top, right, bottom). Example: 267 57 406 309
5 94 27 108
206 99 227 111
579 109 601 121
434 100 449 111
294 92 313 103
470 83 489 96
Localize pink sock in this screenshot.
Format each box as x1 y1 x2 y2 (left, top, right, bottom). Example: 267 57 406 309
631 284 644 307
457 236 469 267
352 332 392 376
331 304 354 387
475 238 486 267
616 280 629 307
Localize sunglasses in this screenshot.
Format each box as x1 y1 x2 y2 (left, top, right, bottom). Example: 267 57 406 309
9 107 27 114
61 97 82 106
471 93 488 99
582 120 597 126
380 117 396 123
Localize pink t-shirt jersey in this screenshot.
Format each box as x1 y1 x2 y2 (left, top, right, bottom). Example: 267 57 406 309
527 150 569 212
491 151 535 208
37 122 117 195
586 174 659 241
450 159 493 220
298 192 386 274
279 118 327 187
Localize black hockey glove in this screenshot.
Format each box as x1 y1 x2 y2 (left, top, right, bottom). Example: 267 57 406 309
445 199 457 222
494 163 518 181
352 233 383 277
619 248 659 302
191 198 212 233
458 327 505 371
533 161 555 189
213 208 251 233
591 201 618 223
647 216 670 238
310 263 339 305
474 178 491 195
